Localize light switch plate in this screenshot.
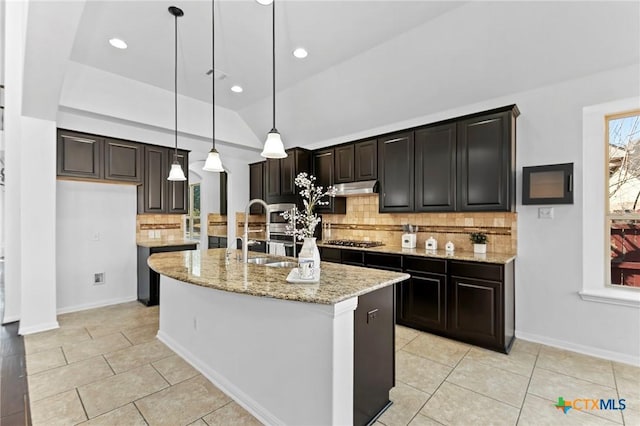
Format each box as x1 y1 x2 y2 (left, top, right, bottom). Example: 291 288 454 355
538 207 554 219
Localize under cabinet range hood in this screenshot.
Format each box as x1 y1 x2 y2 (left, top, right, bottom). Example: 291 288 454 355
332 180 378 196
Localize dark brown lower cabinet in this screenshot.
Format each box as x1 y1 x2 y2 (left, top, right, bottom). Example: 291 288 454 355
398 258 514 353
354 284 395 426
137 244 197 306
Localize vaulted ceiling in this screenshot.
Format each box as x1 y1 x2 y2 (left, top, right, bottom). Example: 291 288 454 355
22 1 640 149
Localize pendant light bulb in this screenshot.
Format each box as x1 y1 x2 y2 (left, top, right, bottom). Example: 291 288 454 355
168 161 187 181
261 0 288 159
261 129 287 158
203 148 224 172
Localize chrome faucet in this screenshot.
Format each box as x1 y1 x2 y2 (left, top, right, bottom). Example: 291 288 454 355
242 199 270 263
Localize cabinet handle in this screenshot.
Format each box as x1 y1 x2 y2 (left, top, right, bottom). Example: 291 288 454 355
567 174 573 193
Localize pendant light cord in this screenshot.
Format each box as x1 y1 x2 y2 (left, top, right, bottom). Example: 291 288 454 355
212 0 216 151
271 0 276 131
174 11 178 161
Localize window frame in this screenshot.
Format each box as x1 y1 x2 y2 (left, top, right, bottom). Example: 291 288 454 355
605 109 640 290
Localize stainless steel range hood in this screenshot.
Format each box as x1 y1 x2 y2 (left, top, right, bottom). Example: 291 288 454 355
333 180 378 197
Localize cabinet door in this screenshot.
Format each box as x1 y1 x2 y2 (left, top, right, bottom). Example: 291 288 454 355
401 274 447 332
415 124 456 211
457 110 513 211
265 158 281 203
167 150 189 213
313 149 346 214
335 144 355 183
355 139 377 181
449 276 503 348
142 146 168 213
378 132 414 212
249 162 265 214
280 153 296 197
104 139 143 183
57 130 104 179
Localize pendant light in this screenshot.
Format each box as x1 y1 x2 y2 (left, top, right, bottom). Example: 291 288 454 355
203 0 224 172
168 6 187 181
260 0 287 159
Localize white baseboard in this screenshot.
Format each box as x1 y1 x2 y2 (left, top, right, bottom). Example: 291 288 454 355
157 330 283 426
56 296 138 315
515 330 640 367
19 321 60 335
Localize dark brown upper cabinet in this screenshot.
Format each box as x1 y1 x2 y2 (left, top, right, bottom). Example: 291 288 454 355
167 150 188 214
335 144 355 183
378 132 414 212
457 106 518 212
354 139 378 181
265 148 311 205
249 161 266 214
415 124 457 211
104 139 143 183
138 146 189 214
57 130 104 179
140 145 168 213
313 148 346 214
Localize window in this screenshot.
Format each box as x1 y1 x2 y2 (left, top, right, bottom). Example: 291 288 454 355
186 183 201 239
607 110 640 289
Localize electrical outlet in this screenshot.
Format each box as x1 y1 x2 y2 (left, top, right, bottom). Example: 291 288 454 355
93 272 105 285
538 207 554 219
148 230 154 238
91 232 100 241
193 316 198 331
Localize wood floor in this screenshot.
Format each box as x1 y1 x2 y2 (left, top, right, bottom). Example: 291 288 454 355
0 261 31 426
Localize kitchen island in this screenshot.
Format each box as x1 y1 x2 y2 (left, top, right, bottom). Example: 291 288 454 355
148 249 409 426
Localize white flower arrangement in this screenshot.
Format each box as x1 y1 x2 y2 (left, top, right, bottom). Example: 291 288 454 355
281 172 337 241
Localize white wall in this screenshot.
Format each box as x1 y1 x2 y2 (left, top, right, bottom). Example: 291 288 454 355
309 64 640 365
56 181 137 313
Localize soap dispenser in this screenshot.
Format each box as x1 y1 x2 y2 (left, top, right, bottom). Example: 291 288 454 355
425 236 438 251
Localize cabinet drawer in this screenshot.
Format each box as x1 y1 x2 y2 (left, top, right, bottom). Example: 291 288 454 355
320 247 342 263
404 256 447 275
365 252 402 270
150 244 197 254
450 261 502 281
341 250 364 266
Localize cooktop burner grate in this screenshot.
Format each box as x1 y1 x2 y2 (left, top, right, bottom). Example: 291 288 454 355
324 240 384 248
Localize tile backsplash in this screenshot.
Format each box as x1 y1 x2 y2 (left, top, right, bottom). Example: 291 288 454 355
136 214 184 240
207 213 227 237
322 196 516 254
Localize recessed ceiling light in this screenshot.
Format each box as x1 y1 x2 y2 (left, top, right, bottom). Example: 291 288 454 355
293 48 308 59
255 0 273 5
109 38 127 49
231 85 243 93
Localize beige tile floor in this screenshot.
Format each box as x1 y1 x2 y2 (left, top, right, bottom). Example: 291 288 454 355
24 302 639 426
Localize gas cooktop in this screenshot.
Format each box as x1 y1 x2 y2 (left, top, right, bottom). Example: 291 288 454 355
324 240 384 248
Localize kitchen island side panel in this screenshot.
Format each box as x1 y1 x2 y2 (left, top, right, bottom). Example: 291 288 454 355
157 276 356 426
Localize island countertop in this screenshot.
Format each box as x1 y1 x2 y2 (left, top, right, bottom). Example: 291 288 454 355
148 249 409 305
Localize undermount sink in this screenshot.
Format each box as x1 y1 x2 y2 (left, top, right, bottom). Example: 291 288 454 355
247 257 271 264
265 261 298 268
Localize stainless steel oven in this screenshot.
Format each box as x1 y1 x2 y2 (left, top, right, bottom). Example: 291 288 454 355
267 204 296 256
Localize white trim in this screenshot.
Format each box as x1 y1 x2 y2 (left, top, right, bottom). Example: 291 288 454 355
19 321 59 335
2 314 21 324
157 330 282 426
516 330 640 367
56 296 138 315
579 288 640 308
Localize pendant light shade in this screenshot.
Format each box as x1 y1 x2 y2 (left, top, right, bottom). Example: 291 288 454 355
260 0 287 159
261 130 287 158
203 148 224 171
203 0 225 172
168 6 187 181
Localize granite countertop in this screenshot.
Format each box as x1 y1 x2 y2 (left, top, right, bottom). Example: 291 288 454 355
316 242 516 264
137 238 200 248
147 249 409 305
